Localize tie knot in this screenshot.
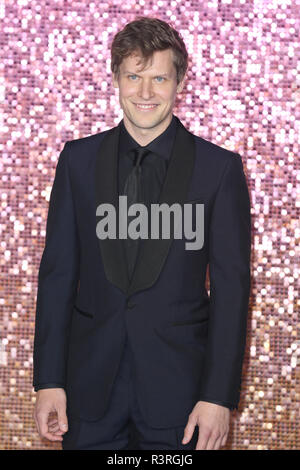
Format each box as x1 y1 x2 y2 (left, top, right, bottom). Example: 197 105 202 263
133 147 150 167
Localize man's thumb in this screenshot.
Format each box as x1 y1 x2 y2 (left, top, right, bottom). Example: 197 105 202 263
182 421 194 444
57 406 68 432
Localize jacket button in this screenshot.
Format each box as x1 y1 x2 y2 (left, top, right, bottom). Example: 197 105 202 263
126 299 136 309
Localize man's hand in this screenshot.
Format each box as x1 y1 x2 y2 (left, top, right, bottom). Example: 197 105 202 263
33 388 68 442
182 401 230 450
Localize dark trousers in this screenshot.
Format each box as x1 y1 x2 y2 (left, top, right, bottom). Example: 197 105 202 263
62 336 198 450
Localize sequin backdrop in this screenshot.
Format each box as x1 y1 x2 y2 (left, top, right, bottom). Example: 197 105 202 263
0 0 299 451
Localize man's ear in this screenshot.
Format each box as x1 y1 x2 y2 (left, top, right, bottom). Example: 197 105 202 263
112 72 119 89
176 75 186 94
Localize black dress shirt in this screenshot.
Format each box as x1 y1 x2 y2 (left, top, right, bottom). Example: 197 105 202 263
34 114 235 411
118 114 178 203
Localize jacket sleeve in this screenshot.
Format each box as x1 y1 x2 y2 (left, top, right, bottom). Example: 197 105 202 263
34 383 65 392
33 141 79 389
198 153 251 409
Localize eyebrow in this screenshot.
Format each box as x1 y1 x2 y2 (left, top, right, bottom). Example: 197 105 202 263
123 71 169 76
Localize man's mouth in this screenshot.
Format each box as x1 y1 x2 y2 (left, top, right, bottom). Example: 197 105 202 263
134 103 158 111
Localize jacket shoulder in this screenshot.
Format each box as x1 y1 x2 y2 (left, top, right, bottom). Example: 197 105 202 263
192 133 241 165
65 128 111 151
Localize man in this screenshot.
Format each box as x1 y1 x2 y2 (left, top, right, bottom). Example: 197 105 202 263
33 17 251 450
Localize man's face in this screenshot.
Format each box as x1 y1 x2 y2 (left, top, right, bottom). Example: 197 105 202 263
113 48 185 139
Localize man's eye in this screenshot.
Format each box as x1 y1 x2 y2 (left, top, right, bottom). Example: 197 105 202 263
128 75 165 82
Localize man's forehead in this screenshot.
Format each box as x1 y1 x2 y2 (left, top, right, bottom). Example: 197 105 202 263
120 50 175 73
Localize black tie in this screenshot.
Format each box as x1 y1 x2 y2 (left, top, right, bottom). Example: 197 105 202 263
123 147 151 279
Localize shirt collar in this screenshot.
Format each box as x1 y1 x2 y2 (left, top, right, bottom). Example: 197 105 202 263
118 114 178 162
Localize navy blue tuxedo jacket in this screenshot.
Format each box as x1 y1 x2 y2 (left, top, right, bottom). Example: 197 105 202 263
33 115 251 428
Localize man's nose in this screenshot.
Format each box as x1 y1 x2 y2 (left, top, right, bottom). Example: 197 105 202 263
137 80 155 100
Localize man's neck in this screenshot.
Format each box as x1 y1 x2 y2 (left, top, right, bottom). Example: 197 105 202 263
123 114 173 147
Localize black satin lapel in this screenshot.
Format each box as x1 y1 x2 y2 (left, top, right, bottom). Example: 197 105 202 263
95 123 129 294
127 118 196 297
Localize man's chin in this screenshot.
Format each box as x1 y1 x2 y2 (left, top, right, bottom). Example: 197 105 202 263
124 110 172 130
126 115 162 130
